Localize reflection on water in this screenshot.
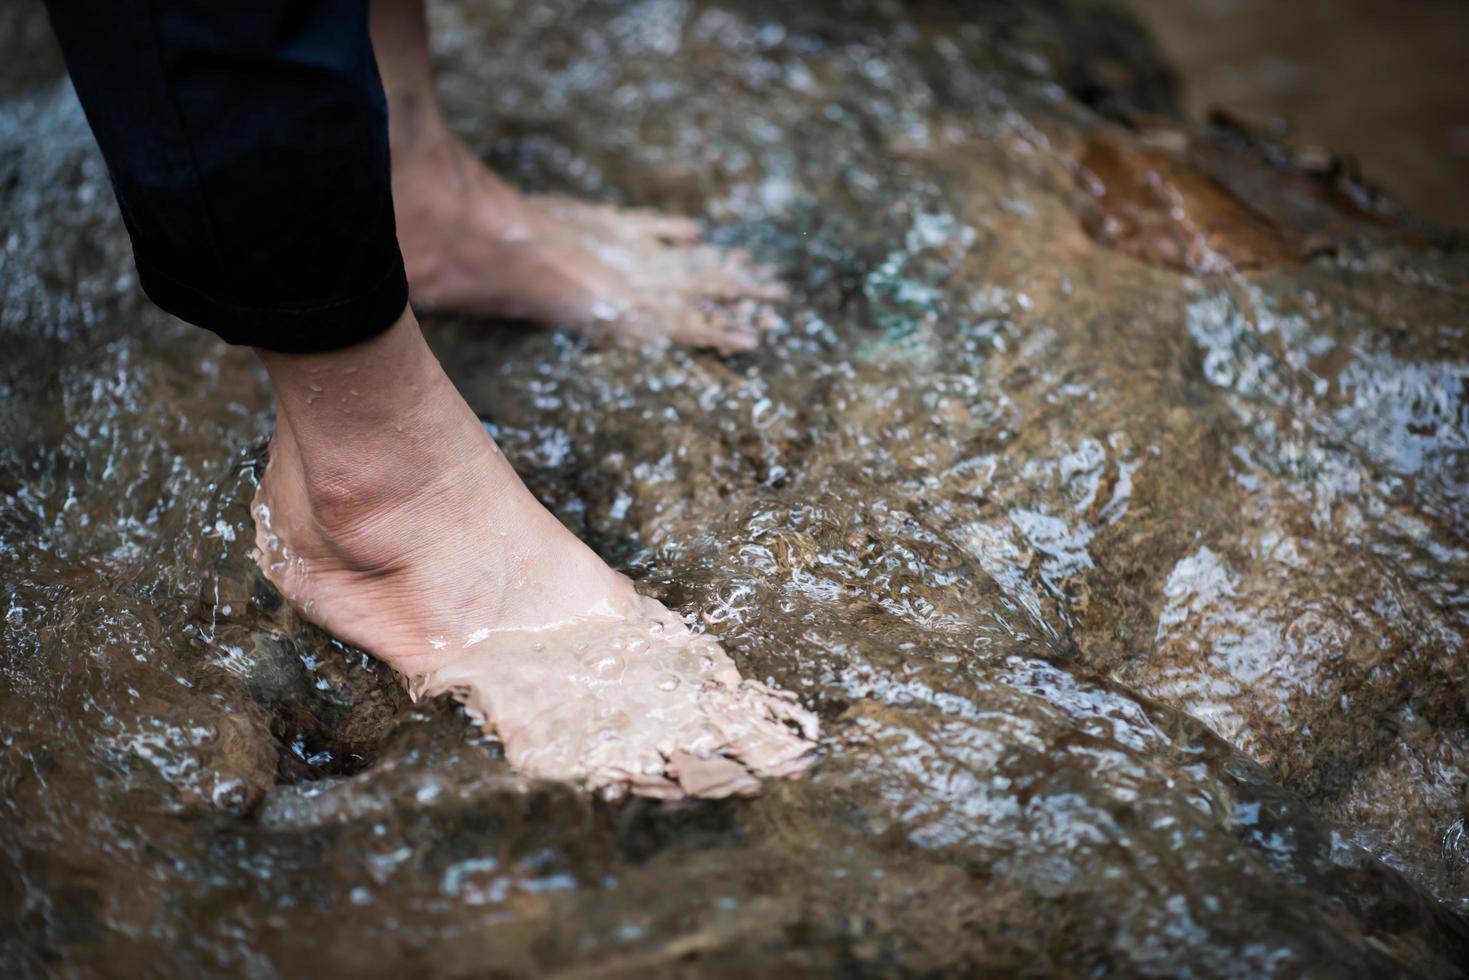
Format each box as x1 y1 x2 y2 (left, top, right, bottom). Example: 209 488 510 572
3 0 1467 974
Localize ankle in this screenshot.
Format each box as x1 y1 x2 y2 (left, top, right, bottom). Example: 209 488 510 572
258 310 442 429
263 415 490 581
388 91 455 168
256 311 483 535
292 397 484 535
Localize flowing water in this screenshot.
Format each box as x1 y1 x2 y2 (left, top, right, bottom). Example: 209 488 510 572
3 0 1468 975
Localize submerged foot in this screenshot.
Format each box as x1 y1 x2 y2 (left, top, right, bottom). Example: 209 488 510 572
391 130 786 354
250 322 816 799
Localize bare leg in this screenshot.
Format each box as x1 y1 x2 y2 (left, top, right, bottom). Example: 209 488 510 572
252 309 817 798
370 0 785 352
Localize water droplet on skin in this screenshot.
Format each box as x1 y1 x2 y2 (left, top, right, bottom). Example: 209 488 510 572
309 383 323 393
588 653 625 676
658 675 680 691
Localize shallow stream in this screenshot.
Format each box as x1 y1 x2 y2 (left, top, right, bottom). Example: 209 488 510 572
3 0 1467 975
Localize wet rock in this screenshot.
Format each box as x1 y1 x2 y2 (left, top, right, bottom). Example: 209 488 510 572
1074 127 1327 272
3 0 1468 974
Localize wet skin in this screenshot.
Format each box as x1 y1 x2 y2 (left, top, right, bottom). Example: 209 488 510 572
252 311 817 798
375 0 786 353
244 0 816 798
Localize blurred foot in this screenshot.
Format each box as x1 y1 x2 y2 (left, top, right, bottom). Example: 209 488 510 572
252 312 817 798
368 0 783 353
391 131 787 354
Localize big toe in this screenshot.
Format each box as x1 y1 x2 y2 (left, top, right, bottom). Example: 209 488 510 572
664 306 763 355
679 247 791 302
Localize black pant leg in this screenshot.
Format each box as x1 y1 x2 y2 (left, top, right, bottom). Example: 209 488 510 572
41 0 408 352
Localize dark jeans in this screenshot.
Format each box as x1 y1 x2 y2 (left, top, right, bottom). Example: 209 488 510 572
42 0 408 352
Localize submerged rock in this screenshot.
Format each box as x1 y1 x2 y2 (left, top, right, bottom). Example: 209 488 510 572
2 0 1466 975
1073 127 1329 271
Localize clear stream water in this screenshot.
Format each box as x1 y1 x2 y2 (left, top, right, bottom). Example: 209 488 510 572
2 0 1467 975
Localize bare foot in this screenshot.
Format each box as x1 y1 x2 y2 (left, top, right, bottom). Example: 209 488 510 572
368 0 783 353
391 133 787 354
251 313 817 799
